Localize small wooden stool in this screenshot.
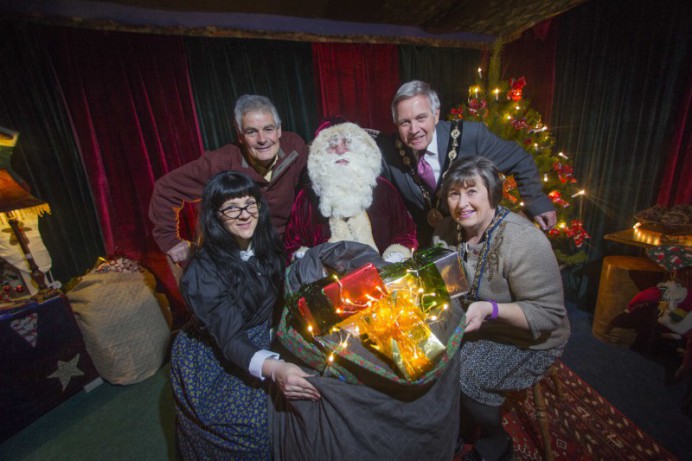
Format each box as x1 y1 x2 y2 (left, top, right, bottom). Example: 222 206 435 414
593 256 666 345
531 365 562 461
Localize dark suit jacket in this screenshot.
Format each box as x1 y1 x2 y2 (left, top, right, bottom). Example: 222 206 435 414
379 120 554 245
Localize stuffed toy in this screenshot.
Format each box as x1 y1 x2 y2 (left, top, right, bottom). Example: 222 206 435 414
628 280 692 381
628 281 691 334
655 281 692 335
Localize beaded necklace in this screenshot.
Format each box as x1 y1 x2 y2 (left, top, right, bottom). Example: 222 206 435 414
396 121 461 227
457 206 510 302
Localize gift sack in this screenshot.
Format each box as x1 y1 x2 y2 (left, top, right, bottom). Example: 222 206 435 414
68 267 170 385
276 242 466 388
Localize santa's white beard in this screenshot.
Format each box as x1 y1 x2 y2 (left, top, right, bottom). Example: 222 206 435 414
310 155 379 219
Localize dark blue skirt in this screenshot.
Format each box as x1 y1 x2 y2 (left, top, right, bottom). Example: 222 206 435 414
171 321 271 460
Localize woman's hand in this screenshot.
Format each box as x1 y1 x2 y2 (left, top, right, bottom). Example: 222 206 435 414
463 300 530 332
464 301 494 333
266 360 321 400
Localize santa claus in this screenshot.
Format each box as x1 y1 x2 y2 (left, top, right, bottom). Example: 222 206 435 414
283 121 417 262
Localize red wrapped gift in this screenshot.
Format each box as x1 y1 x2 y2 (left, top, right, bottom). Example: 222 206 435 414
296 263 386 335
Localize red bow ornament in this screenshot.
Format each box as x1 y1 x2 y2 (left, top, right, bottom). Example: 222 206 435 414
552 161 577 184
548 190 570 208
508 77 527 101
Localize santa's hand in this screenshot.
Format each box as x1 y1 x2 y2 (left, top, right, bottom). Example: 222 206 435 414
292 246 310 261
383 252 405 263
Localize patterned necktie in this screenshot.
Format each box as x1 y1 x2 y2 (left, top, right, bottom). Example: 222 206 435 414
416 152 436 191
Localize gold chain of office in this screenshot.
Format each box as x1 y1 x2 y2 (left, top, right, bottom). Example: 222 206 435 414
396 122 461 227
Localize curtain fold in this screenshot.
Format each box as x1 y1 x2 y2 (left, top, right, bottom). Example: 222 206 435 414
312 43 399 134
657 77 691 206
551 0 691 307
503 19 558 123
0 22 104 283
184 37 318 147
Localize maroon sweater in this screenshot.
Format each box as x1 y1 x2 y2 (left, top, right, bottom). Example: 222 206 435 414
149 132 307 253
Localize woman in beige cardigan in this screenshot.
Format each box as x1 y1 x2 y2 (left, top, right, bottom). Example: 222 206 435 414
433 156 570 461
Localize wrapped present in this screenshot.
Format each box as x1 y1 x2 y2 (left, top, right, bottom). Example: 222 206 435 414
322 263 386 314
293 263 385 335
281 245 467 383
381 245 469 305
337 292 446 380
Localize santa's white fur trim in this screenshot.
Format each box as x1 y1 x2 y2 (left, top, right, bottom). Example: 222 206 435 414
291 246 310 261
382 244 413 261
328 212 378 252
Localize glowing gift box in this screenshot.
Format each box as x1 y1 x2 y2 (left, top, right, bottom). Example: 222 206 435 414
282 245 468 382
380 245 469 305
294 263 386 335
335 293 447 380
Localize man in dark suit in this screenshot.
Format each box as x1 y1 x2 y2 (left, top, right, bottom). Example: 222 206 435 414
379 80 556 245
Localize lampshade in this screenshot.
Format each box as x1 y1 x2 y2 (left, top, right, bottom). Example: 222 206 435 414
0 169 51 223
0 126 18 148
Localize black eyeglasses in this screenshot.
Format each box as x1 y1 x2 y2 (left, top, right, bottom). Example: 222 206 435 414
218 201 260 219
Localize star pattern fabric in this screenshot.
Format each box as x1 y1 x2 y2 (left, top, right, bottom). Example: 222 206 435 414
48 354 84 391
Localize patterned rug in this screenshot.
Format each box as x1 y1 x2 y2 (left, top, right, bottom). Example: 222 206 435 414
499 360 677 461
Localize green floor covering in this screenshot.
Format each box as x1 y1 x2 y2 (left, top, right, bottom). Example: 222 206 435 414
0 363 177 461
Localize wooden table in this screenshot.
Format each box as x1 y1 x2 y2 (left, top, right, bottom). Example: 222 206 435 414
604 226 692 249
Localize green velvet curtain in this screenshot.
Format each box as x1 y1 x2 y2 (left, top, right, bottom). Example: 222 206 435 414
183 37 319 148
0 22 105 283
398 46 483 118
550 0 691 307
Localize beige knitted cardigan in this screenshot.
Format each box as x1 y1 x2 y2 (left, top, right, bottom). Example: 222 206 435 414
433 211 570 350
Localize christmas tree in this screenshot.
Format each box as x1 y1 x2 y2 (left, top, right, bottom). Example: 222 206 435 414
447 45 589 266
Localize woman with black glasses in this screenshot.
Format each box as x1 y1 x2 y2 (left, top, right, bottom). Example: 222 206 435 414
170 171 319 460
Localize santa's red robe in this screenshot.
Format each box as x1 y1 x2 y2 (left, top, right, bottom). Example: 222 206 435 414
283 177 418 261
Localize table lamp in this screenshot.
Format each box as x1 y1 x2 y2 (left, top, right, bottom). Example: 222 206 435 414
0 128 52 294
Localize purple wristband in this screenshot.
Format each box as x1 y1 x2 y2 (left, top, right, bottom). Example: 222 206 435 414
488 300 499 320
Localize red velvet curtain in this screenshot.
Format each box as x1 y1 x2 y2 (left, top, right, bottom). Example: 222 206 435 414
45 27 203 257
44 27 204 320
503 19 558 123
657 79 692 206
312 43 399 134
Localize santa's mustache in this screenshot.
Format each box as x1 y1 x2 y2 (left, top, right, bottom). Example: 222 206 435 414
330 153 354 164
323 153 378 167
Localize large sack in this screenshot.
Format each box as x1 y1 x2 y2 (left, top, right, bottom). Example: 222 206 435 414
69 269 170 385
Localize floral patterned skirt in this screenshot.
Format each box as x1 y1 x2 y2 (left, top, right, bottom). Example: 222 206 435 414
460 338 565 406
170 321 271 460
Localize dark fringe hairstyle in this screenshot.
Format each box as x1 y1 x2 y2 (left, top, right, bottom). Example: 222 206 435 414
188 171 285 307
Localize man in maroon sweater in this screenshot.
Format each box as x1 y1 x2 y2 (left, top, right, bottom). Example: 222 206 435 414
149 95 308 266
